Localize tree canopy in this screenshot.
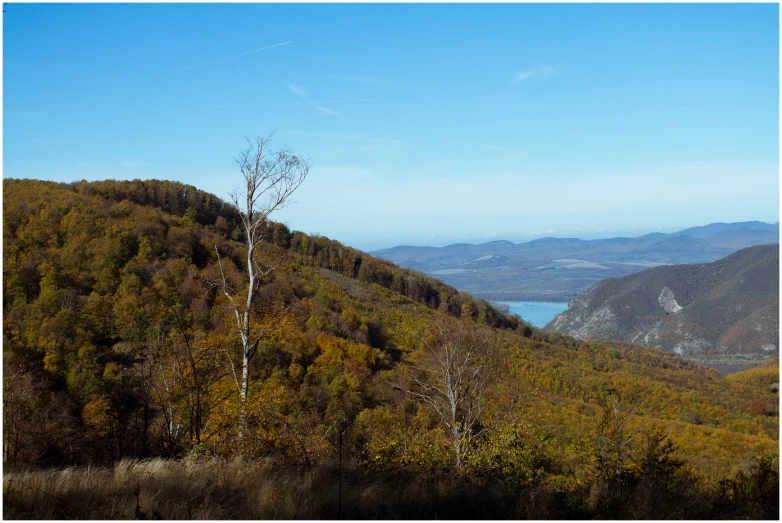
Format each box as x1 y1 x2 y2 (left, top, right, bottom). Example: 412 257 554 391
3 178 778 519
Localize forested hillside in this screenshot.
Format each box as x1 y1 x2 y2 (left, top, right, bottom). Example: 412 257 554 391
547 245 779 361
3 179 778 519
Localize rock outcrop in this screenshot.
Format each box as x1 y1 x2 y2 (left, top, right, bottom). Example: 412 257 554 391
545 245 779 359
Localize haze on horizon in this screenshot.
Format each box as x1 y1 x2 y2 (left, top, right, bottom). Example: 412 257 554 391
4 3 779 253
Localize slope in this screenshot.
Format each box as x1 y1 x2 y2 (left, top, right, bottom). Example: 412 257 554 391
546 245 779 360
3 178 777 500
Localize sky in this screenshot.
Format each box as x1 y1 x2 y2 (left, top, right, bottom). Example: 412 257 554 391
3 3 779 252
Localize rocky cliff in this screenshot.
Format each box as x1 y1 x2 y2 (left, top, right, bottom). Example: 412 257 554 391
546 244 779 359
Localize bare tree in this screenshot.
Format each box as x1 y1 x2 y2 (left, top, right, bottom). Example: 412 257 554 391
212 135 310 439
395 317 498 469
595 391 642 481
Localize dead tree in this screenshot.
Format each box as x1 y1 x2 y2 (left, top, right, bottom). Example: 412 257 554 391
212 135 310 440
396 317 498 469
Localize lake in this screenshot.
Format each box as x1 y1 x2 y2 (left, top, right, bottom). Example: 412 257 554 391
496 301 569 328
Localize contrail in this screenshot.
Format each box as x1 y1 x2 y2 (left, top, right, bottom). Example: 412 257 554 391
203 99 379 109
285 98 379 105
150 41 292 76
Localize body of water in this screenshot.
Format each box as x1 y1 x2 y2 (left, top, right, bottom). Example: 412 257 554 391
496 301 569 328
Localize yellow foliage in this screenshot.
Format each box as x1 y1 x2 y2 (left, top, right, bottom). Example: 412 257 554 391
82 395 112 437
356 405 451 472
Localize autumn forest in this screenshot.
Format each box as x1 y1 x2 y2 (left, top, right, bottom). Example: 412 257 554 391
2 140 779 518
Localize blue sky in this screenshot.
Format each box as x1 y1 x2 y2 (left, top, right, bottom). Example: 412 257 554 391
4 3 779 251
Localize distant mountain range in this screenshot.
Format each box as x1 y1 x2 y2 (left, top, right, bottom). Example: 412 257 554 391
371 221 779 301
546 244 779 361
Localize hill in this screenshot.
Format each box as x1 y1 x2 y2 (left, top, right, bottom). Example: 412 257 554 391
546 245 779 361
371 222 779 300
3 179 778 519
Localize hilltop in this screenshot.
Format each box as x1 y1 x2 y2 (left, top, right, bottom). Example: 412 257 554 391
371 222 779 301
3 179 778 519
546 245 779 361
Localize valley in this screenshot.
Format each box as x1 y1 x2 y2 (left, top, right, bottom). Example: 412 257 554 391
375 225 780 368
372 222 779 301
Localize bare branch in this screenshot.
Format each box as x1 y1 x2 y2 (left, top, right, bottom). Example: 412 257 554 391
214 245 234 302
219 135 310 443
395 316 498 469
221 348 242 395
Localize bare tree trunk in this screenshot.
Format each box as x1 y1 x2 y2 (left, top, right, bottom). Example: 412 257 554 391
211 136 309 445
240 312 251 440
395 317 497 470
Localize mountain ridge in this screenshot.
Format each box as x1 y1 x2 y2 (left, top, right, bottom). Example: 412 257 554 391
545 244 780 361
372 222 779 300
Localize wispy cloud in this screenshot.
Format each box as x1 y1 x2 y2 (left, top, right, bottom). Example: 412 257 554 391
150 41 291 76
483 145 502 151
286 83 343 116
297 98 377 106
334 75 395 85
288 84 307 98
315 105 339 116
203 99 378 110
511 65 564 83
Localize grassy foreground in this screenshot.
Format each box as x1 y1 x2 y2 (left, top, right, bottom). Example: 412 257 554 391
4 453 778 520
2 457 562 519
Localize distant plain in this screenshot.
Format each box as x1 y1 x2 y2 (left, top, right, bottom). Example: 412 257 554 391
373 222 779 301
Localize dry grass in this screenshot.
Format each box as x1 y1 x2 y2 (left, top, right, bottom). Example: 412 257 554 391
5 455 776 519
5 457 332 519
3 457 531 519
